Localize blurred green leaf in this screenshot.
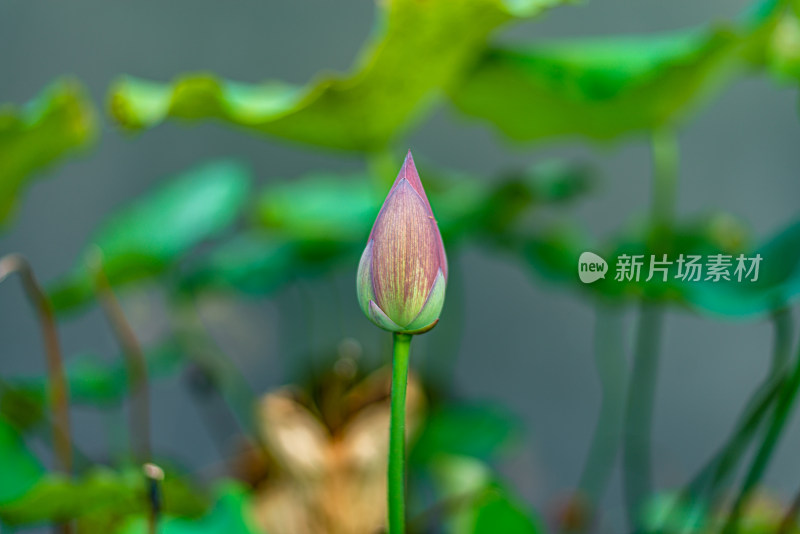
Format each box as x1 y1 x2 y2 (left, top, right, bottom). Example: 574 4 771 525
1 344 183 431
256 173 380 243
47 160 252 313
0 467 207 527
412 404 523 464
683 218 800 317
428 456 543 534
470 487 544 534
181 161 592 297
116 484 257 534
0 79 96 225
0 418 44 505
448 23 764 142
519 214 750 303
108 0 568 151
178 235 304 296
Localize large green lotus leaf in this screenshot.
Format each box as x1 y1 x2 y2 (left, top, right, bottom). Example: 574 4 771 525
448 23 764 142
108 0 568 152
0 344 183 431
683 218 800 317
0 418 44 505
116 484 258 534
0 467 207 527
0 79 96 225
47 160 251 313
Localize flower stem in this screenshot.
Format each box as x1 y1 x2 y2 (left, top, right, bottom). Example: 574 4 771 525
389 332 412 534
0 254 73 534
0 254 72 474
573 303 626 529
722 330 800 533
623 304 664 528
89 253 151 462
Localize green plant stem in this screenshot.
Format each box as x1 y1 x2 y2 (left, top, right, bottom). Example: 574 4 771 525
389 332 412 534
623 304 664 528
667 351 786 531
651 129 679 227
0 254 73 534
699 310 792 496
623 129 675 530
771 307 793 374
722 335 800 533
573 303 626 530
90 256 151 462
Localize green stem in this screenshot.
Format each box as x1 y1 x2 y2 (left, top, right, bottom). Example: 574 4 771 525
723 333 800 533
0 254 74 534
90 255 151 463
651 129 679 227
664 312 793 530
573 303 626 530
623 304 664 528
389 332 412 534
0 254 73 473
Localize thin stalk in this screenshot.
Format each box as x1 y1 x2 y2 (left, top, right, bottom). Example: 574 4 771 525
623 129 676 530
90 254 151 462
623 304 665 528
722 337 800 533
0 254 72 473
771 307 793 375
651 129 679 227
389 332 412 534
0 254 73 534
573 303 627 531
662 311 793 530
697 310 792 499
143 463 164 534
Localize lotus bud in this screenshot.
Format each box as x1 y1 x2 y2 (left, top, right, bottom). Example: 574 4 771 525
357 151 447 335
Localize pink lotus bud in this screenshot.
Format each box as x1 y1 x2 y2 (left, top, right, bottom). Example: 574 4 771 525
357 151 447 335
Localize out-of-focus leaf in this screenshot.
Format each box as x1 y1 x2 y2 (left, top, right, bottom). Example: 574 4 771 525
449 22 768 142
116 484 258 534
108 0 568 152
765 13 800 80
412 404 523 465
183 161 592 297
683 218 800 317
0 418 44 504
256 174 380 243
0 79 96 225
519 214 750 303
429 456 544 534
0 467 207 527
471 487 544 534
641 492 709 533
178 235 303 296
1 344 183 431
47 160 251 313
